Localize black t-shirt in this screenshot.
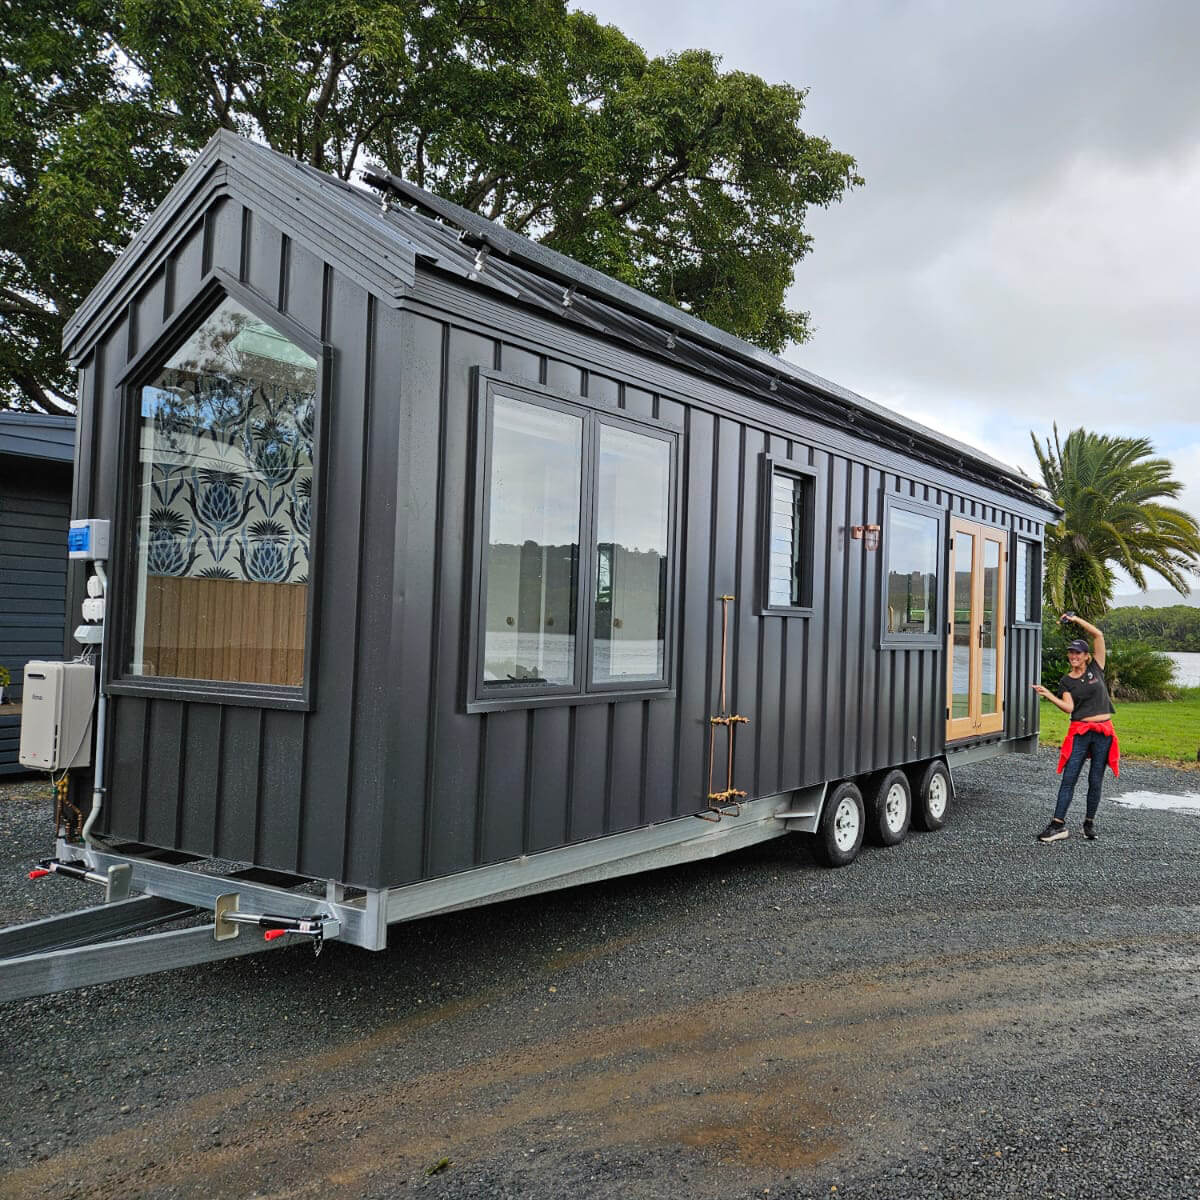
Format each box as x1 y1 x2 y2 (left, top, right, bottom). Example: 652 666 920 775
1058 662 1115 721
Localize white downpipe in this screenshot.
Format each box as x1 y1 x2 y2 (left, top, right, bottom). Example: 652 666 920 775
82 562 108 848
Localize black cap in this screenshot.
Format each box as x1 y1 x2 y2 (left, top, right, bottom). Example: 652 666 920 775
1066 638 1089 653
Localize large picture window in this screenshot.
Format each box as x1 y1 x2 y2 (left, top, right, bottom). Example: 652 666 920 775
126 293 319 690
880 496 944 647
482 396 582 689
593 422 671 684
474 381 677 706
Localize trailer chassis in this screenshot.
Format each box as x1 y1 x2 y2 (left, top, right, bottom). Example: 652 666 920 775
1 782 832 1004
0 736 1037 1004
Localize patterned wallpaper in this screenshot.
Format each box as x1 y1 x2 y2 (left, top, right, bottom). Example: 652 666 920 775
136 302 317 586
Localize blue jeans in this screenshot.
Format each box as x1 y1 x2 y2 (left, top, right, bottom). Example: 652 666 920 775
1055 729 1112 821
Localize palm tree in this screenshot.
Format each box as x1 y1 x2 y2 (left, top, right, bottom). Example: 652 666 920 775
1031 425 1200 620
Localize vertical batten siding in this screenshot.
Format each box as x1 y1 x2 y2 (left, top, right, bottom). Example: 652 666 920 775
674 408 716 815
258 709 306 869
74 185 1054 892
608 702 644 834
344 301 405 884
859 466 884 773
754 434 787 797
217 708 261 858
96 202 397 887
822 456 848 780
423 323 492 877
842 459 865 774
107 698 148 839
207 197 244 279
732 426 761 796
379 312 442 886
295 266 369 880
799 448 829 787
179 704 221 851
170 219 206 318
141 700 185 848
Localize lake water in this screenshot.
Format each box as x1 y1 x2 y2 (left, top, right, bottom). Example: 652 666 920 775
1165 651 1200 688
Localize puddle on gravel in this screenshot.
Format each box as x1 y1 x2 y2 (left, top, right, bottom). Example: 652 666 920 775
1109 790 1200 815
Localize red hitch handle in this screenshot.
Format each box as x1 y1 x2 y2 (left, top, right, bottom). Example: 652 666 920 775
263 929 288 942
28 868 51 879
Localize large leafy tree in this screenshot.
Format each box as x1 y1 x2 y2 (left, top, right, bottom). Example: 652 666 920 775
1 0 861 413
1032 425 1200 620
0 0 185 413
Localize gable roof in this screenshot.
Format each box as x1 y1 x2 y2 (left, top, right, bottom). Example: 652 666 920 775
0 412 75 463
64 131 1055 512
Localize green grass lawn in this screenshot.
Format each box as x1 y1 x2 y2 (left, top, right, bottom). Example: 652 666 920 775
1038 686 1200 766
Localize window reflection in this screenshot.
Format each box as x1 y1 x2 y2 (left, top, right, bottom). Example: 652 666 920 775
951 533 974 716
885 507 940 636
1014 540 1029 624
981 539 1000 713
1015 538 1039 622
483 396 582 687
130 296 316 686
593 424 670 683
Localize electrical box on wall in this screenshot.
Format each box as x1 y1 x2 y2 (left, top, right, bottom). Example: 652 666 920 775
18 662 95 771
67 519 110 560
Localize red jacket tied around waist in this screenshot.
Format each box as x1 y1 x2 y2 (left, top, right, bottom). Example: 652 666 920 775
1057 720 1120 778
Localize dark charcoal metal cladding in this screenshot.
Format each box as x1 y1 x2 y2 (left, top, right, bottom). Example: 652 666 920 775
55 130 1058 892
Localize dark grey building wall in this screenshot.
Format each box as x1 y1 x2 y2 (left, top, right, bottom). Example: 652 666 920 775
0 458 72 774
376 273 1047 888
74 196 1047 891
74 196 404 884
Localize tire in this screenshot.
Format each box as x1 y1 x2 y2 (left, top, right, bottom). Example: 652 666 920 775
870 768 912 846
913 760 952 831
814 781 865 868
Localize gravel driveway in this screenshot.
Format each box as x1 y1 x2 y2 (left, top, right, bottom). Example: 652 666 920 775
1 747 1198 1199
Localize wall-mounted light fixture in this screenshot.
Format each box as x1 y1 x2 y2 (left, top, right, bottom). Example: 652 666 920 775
851 524 881 551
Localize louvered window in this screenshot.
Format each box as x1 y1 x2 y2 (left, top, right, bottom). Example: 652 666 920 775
762 458 816 613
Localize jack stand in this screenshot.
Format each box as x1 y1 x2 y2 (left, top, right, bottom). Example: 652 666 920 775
214 893 340 957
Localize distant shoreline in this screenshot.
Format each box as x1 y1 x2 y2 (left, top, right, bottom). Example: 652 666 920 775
1110 589 1198 609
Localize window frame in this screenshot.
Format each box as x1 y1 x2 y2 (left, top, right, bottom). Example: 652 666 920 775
1011 534 1043 627
879 492 946 650
107 270 330 711
758 454 819 617
466 370 681 713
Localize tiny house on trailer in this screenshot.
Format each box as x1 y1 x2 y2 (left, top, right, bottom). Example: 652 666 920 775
2 132 1057 999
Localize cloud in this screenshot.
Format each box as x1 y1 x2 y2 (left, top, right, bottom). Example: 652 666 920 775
792 144 1200 427
581 0 1200 476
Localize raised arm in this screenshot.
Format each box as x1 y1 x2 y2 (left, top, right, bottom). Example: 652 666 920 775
1065 613 1106 669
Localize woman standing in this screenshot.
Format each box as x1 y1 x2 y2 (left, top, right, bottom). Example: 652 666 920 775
1031 613 1120 842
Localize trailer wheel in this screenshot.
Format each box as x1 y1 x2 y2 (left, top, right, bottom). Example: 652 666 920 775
870 769 912 846
814 781 865 868
913 760 951 831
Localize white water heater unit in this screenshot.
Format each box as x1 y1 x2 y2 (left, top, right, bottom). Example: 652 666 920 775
18 661 95 771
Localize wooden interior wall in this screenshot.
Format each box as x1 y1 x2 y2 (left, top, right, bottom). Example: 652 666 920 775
140 576 306 685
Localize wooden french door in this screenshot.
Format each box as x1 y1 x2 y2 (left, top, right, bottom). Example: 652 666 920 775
946 518 1007 740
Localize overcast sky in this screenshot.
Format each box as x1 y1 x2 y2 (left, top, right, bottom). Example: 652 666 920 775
578 0 1200 593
